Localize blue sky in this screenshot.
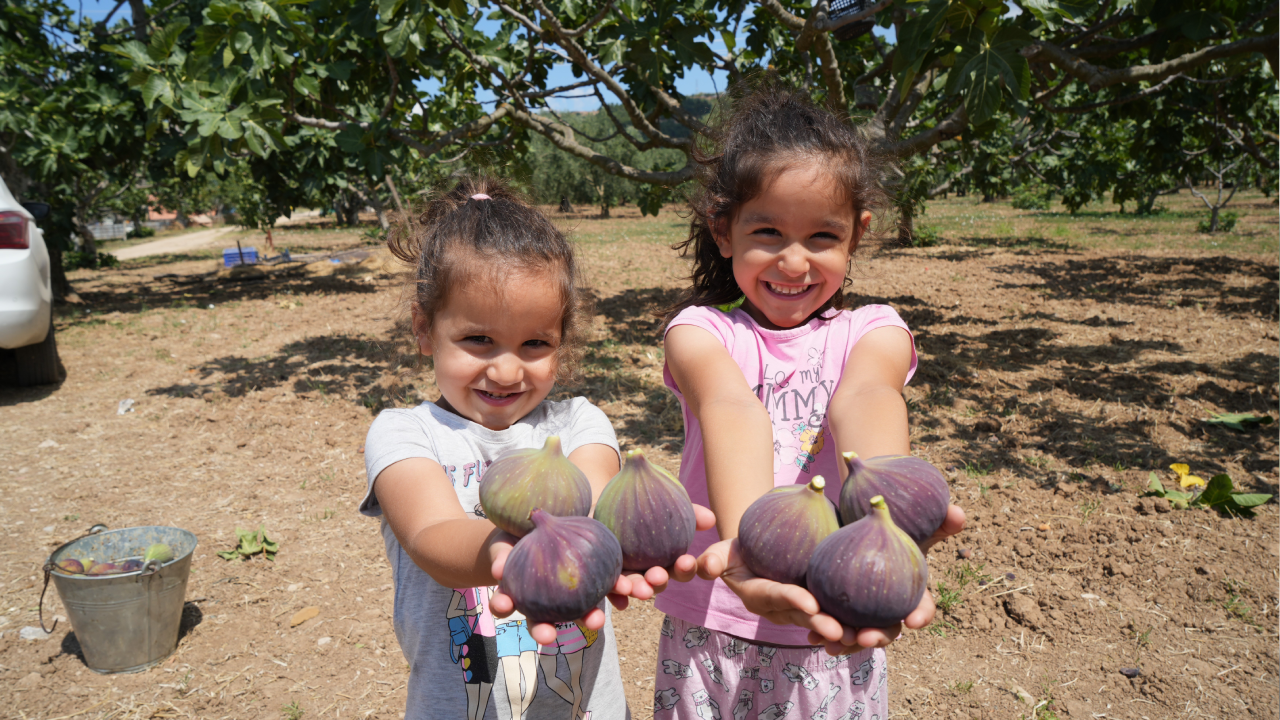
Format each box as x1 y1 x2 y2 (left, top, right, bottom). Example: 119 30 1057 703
73 0 892 111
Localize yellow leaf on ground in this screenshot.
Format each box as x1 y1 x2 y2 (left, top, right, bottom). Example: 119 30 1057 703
1169 463 1190 476
290 607 320 628
1179 474 1206 488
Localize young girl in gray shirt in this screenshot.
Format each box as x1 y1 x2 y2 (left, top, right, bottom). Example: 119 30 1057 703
359 175 709 720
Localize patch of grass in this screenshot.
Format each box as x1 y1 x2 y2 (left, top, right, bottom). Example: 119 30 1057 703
1079 498 1102 523
948 679 975 694
935 580 963 613
965 461 992 478
952 561 993 590
283 701 304 720
926 619 956 637
1023 455 1050 469
1222 579 1256 625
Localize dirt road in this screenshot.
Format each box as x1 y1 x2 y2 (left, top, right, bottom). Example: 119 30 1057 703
112 227 238 260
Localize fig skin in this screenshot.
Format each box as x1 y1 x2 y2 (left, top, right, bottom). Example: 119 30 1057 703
54 559 85 574
737 476 841 587
499 509 623 624
592 451 696 572
87 562 121 576
120 559 145 573
479 436 592 537
807 495 928 629
839 452 949 544
144 543 174 564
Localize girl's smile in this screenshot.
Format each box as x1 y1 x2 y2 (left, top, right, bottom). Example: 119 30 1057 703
714 165 870 331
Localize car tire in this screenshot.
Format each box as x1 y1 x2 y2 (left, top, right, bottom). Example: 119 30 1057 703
15 318 66 386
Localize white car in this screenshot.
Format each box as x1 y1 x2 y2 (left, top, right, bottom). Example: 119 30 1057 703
0 177 64 385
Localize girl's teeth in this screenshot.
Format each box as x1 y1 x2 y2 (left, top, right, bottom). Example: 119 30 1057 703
769 283 807 295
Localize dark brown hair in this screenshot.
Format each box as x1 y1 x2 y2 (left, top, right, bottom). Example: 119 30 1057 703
667 78 892 325
388 173 591 382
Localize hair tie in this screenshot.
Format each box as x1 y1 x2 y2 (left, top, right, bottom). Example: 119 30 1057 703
470 193 491 201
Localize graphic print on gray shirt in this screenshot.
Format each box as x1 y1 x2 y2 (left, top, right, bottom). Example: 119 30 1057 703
360 398 629 720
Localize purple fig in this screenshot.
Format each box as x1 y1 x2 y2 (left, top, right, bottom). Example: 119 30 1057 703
479 437 592 537
737 476 841 587
807 495 928 628
120 559 145 573
592 451 696 572
87 562 121 576
499 509 623 624
839 452 949 544
54 558 85 574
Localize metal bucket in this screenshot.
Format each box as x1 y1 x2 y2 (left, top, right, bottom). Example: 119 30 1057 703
48 526 198 674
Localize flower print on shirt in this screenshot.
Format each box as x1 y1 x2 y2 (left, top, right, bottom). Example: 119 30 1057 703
773 427 803 475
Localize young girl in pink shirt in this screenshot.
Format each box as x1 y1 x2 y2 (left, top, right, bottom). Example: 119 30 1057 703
654 82 966 719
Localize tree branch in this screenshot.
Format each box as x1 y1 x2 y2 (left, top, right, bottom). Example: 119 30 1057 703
562 2 614 38
1040 72 1183 113
507 106 697 185
1022 34 1277 91
888 104 967 158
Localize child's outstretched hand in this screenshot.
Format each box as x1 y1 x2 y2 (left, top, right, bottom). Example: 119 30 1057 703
698 504 965 655
488 504 717 645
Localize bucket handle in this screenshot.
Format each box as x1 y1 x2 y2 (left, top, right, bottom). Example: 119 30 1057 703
38 524 109 634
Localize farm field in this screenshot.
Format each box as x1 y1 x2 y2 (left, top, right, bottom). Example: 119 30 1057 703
1 190 1276 720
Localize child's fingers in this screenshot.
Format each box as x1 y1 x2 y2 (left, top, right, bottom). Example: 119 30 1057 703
607 592 631 611
623 572 658 601
919 504 966 553
668 554 698 584
612 574 633 599
696 539 733 580
487 535 516 581
853 624 901 649
488 590 515 618
692 504 716 532
529 623 559 646
903 587 937 629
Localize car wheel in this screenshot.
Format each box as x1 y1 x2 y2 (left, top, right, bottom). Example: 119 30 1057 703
15 318 66 386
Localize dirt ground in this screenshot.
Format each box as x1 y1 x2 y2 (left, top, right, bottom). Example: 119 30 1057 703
2 203 1277 720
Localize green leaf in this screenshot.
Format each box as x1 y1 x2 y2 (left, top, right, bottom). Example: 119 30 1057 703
1206 412 1273 431
1147 471 1166 494
148 18 191 62
233 30 253 54
1194 473 1235 508
383 19 412 57
293 74 320 98
379 0 405 21
1230 493 1273 508
140 75 173 108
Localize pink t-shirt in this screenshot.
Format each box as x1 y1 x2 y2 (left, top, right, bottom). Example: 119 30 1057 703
657 304 917 645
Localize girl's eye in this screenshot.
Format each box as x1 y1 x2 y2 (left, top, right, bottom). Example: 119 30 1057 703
464 335 491 344
523 339 551 348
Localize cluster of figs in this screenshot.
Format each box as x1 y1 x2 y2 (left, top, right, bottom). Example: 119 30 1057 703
738 452 950 628
482 438 949 631
52 543 174 577
479 438 696 624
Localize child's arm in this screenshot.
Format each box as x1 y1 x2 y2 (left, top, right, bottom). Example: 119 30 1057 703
668 326 848 634
822 326 965 652
665 325 775 538
375 458 513 589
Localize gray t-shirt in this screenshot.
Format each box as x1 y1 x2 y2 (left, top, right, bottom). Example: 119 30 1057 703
360 398 629 720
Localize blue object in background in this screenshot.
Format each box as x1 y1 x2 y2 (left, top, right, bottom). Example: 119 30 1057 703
223 247 259 267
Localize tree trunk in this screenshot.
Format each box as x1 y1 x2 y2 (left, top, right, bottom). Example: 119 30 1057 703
558 197 574 213
599 203 610 219
47 247 81 304
897 205 915 245
1209 205 1220 233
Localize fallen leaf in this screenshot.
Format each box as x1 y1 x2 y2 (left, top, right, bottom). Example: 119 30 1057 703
290 606 320 628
